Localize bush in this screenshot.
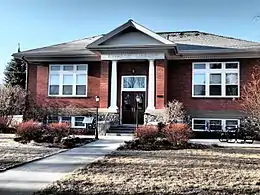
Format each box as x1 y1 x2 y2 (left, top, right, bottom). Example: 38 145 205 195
162 123 192 145
162 100 186 124
135 125 159 142
16 120 42 142
0 117 9 133
46 122 70 143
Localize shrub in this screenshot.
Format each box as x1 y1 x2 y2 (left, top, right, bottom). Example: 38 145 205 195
162 100 186 124
0 117 9 133
16 120 42 142
135 125 159 142
46 122 70 143
162 123 191 145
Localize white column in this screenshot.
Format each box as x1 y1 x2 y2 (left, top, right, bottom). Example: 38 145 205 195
108 60 118 112
147 59 155 111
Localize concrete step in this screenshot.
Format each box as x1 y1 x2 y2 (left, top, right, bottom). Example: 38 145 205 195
107 129 134 133
106 133 134 136
107 125 136 135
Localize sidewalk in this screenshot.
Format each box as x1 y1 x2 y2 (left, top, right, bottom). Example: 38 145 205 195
0 135 132 195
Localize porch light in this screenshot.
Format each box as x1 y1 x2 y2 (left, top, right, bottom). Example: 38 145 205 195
135 95 142 129
95 96 100 103
135 95 142 103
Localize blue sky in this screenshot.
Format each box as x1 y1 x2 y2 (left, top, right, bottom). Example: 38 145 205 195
0 0 260 83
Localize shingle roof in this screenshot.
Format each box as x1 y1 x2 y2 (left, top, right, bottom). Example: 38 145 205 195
158 31 260 50
14 35 103 57
13 31 260 57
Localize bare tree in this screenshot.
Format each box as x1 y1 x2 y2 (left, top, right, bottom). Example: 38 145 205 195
0 85 27 125
162 100 186 124
240 65 260 130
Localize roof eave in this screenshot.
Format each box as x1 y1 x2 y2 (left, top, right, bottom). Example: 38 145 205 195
88 44 176 51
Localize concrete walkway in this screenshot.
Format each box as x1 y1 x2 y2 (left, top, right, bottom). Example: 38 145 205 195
190 139 260 148
0 135 132 195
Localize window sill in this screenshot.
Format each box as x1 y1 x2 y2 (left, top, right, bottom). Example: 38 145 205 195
48 95 88 98
192 96 240 99
71 126 86 129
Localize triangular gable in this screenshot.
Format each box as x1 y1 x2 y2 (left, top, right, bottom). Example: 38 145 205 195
87 19 174 49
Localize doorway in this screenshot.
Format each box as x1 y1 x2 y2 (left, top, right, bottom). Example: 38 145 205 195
121 75 146 124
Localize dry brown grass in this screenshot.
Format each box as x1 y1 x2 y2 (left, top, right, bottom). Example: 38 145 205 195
36 148 260 195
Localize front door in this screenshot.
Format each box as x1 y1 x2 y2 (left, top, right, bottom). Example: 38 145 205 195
122 91 145 124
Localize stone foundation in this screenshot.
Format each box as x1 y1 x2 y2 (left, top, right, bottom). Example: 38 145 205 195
144 109 164 125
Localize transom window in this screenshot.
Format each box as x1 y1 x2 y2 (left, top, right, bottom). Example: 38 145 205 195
47 116 86 128
192 62 239 97
122 76 146 91
49 64 88 96
192 118 240 131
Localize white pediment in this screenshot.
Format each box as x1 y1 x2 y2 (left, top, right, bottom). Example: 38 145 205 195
100 31 163 46
87 20 175 50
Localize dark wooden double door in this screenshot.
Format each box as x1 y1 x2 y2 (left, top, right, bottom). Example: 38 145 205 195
122 91 145 124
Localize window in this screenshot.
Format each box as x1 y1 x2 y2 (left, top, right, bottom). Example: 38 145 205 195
192 118 240 131
192 62 239 97
73 116 85 128
49 64 88 96
47 116 86 128
122 76 146 91
48 116 60 124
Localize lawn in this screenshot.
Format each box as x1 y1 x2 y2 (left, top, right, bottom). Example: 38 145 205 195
0 134 64 171
35 147 260 195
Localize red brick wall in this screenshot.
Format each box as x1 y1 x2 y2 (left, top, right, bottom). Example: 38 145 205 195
28 62 101 108
155 60 167 109
99 61 109 108
27 64 37 97
167 59 260 111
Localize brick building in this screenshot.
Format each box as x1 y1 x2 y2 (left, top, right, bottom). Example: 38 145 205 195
13 20 260 132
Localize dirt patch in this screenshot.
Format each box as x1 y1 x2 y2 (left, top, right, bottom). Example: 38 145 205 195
117 139 210 151
35 147 260 195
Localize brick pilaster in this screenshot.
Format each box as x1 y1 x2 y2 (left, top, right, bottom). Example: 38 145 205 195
155 60 167 109
100 61 109 108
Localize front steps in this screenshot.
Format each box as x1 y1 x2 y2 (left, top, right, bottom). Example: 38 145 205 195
106 125 136 136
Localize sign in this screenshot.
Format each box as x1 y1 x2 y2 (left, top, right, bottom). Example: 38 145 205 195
82 117 94 124
101 52 165 60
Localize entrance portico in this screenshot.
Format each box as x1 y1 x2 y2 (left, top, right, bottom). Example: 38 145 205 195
102 52 164 115
87 19 175 124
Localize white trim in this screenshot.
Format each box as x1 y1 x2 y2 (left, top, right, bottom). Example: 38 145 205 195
131 20 174 45
192 118 240 131
192 61 240 98
120 75 147 125
88 19 174 49
101 52 165 60
147 59 155 110
121 75 147 92
72 116 86 128
48 64 88 97
48 116 86 129
108 60 118 112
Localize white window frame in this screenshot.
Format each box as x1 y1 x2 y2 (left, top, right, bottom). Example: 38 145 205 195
48 64 88 97
47 116 86 129
192 118 240 131
121 75 146 91
192 62 240 98
71 116 86 128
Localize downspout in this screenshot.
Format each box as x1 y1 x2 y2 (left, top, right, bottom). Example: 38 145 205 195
20 56 29 121
21 56 29 91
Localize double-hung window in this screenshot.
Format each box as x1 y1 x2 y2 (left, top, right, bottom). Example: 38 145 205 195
49 64 88 96
192 62 239 97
